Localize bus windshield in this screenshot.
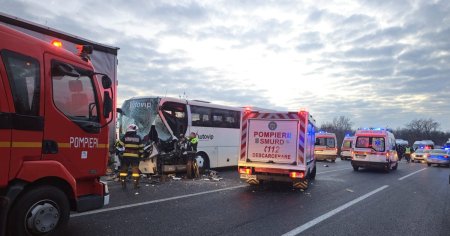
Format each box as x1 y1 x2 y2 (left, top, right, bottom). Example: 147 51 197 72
118 97 172 141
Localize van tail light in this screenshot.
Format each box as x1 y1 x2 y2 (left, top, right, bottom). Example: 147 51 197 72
444 155 448 159
290 171 305 179
239 167 252 175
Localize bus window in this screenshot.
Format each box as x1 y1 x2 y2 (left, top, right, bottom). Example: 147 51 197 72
161 102 187 138
190 105 240 129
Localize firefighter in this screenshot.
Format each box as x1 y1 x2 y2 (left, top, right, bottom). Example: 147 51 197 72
117 124 144 189
187 132 199 152
404 145 412 163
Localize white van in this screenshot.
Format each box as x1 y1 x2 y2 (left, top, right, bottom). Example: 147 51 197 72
340 136 354 160
351 128 398 172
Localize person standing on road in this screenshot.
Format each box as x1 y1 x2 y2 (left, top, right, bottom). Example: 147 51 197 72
404 145 412 163
117 124 144 189
396 144 405 162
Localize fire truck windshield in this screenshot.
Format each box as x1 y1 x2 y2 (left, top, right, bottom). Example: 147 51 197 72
118 97 171 141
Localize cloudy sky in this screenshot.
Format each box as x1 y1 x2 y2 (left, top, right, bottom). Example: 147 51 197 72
2 0 450 131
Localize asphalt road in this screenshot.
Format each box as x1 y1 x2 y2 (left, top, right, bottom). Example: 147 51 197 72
64 159 450 236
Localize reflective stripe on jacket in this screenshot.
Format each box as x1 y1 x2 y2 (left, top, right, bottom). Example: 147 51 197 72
118 132 144 158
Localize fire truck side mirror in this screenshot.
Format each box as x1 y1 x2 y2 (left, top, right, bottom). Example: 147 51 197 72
103 91 113 118
101 75 112 89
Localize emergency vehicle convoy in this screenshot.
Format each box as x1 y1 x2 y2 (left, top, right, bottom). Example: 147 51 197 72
340 135 354 160
238 108 317 190
0 14 118 235
314 131 338 162
351 128 399 172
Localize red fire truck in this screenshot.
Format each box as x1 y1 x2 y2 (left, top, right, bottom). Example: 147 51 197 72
0 13 118 235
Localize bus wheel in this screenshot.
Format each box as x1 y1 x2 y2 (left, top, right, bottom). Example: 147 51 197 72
8 186 69 236
353 165 359 171
195 153 209 174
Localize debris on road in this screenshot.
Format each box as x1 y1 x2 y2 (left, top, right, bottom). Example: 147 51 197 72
323 164 329 167
346 188 354 193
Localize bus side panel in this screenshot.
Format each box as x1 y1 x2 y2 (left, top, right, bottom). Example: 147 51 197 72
193 126 240 168
218 146 239 167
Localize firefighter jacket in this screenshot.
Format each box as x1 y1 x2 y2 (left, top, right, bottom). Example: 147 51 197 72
117 132 144 158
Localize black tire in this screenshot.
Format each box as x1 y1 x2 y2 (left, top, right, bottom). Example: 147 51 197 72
341 157 344 161
392 162 398 170
310 165 317 180
385 163 391 173
427 163 431 167
331 159 336 163
353 165 359 171
7 185 70 236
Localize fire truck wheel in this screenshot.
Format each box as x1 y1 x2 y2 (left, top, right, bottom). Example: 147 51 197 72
8 185 69 236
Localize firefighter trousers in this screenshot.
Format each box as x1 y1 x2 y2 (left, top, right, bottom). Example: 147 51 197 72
119 158 141 187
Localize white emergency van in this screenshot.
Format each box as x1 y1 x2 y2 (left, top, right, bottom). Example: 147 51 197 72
314 132 338 162
351 128 398 172
238 109 317 190
340 136 354 160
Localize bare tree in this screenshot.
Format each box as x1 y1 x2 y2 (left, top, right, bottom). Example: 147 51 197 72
394 118 447 145
319 116 354 151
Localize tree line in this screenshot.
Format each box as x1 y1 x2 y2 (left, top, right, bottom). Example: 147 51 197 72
319 116 450 149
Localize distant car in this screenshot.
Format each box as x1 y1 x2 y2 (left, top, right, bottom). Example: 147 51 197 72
427 149 450 167
411 149 431 163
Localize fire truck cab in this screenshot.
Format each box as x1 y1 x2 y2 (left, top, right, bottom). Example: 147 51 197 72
0 19 115 235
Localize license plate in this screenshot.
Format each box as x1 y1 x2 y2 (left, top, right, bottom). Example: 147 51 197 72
240 174 256 180
356 154 366 158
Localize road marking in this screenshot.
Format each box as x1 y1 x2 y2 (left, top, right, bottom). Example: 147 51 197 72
317 168 351 175
71 185 247 218
282 185 389 236
398 168 427 181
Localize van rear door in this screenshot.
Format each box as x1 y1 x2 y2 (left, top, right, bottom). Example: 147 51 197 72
354 135 387 163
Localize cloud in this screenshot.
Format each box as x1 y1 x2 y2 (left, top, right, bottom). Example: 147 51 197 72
2 0 450 131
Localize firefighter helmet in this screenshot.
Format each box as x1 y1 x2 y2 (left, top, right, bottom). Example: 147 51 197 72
127 124 138 132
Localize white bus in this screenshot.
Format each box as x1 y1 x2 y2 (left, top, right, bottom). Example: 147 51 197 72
117 96 243 170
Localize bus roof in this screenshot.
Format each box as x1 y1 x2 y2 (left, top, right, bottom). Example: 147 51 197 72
124 96 244 112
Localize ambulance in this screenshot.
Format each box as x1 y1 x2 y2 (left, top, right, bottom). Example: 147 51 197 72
340 135 354 160
314 132 338 162
351 128 398 172
238 109 317 190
